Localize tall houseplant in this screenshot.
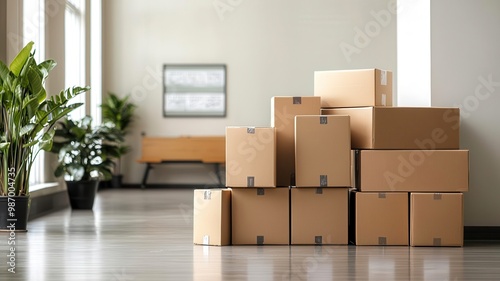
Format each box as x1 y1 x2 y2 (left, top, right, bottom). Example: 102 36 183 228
51 116 122 209
0 42 88 229
101 92 136 188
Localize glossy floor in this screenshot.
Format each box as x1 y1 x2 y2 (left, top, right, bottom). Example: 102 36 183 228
1 188 499 280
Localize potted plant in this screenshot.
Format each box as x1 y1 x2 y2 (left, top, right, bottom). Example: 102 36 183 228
101 92 137 188
51 116 122 209
0 42 88 230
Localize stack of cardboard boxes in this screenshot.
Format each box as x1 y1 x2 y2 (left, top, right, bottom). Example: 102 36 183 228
274 97 351 245
193 68 469 247
317 69 468 247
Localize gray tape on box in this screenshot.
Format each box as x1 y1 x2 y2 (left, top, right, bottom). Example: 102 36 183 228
247 176 255 187
320 116 328 124
378 193 386 199
434 193 442 200
257 188 265 196
320 175 328 187
257 236 264 245
293 97 302 104
378 237 387 245
316 187 323 194
315 236 323 244
204 190 211 200
380 70 388 85
433 238 442 246
247 127 255 134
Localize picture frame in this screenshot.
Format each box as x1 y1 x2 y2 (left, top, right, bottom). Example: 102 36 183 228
163 64 227 117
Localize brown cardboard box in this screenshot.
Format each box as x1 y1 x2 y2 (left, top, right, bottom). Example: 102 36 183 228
352 191 409 246
410 193 464 246
322 107 460 149
271 96 321 187
193 189 231 246
231 188 289 245
295 115 351 187
291 187 348 245
314 69 393 107
226 127 276 187
357 150 469 192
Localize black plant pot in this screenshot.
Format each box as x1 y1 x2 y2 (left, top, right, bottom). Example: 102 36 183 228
66 180 99 210
0 196 30 232
111 175 123 188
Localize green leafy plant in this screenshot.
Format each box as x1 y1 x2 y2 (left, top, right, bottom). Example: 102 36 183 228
101 92 137 175
51 116 123 182
0 41 89 196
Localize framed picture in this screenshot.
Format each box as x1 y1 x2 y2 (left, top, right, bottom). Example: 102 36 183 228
163 64 226 117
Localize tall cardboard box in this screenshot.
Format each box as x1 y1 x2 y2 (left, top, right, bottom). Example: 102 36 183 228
295 115 351 187
226 127 276 187
193 189 231 246
410 193 464 247
232 188 289 245
322 107 460 149
291 187 348 245
352 191 409 246
271 96 321 186
357 150 469 192
314 69 393 107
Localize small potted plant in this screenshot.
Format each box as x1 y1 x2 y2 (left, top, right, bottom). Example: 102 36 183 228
0 42 88 230
101 92 137 188
51 116 122 209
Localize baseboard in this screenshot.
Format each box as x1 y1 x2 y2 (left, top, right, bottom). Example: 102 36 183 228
464 226 500 240
29 189 69 220
120 183 225 189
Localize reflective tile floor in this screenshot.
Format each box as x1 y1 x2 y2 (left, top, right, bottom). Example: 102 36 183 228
1 188 500 280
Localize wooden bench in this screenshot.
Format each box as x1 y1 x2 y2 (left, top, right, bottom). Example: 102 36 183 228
137 136 225 188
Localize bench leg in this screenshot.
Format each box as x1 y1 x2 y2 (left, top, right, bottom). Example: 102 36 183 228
141 163 152 189
214 163 223 186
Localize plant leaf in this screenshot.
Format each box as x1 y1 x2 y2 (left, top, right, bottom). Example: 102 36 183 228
20 124 36 136
0 142 10 151
0 60 10 83
10 41 34 77
40 130 55 151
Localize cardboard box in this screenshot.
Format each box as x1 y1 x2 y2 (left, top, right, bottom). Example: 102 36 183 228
357 150 469 192
314 69 393 107
322 107 460 149
271 96 321 187
351 191 409 246
291 187 348 245
410 193 464 246
231 188 289 245
226 127 276 187
193 189 231 246
295 115 351 187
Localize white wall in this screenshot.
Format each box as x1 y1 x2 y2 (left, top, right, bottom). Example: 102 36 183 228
103 0 397 185
431 0 500 226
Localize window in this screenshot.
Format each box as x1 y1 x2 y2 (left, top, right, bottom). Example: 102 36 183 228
23 0 45 185
65 0 86 121
90 0 102 124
